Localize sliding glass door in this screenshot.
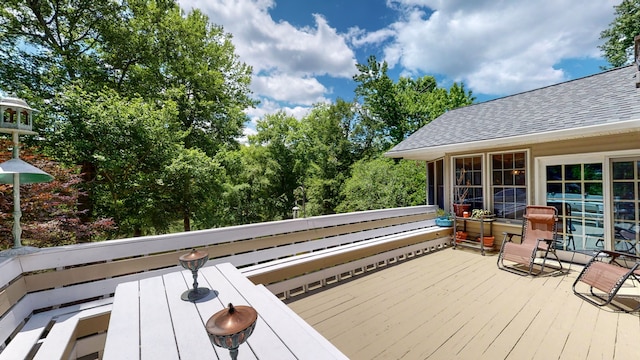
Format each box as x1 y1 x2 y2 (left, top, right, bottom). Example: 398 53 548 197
540 155 639 254
611 159 639 254
545 162 603 252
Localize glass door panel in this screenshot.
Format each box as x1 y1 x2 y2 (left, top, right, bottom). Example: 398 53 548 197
546 163 603 252
611 160 639 254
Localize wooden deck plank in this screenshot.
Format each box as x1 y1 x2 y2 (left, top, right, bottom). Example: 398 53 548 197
614 313 640 359
381 259 507 359
586 310 619 359
319 251 487 358
533 276 584 359
288 248 640 360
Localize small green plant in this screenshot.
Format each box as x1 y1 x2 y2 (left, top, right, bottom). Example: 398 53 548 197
436 208 448 218
471 209 492 219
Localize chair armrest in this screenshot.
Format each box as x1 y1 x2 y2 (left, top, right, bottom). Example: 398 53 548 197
502 232 521 243
590 250 640 267
604 250 640 263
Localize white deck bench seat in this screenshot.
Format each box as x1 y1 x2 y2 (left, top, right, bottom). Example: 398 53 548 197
0 298 113 360
209 219 436 269
242 224 445 286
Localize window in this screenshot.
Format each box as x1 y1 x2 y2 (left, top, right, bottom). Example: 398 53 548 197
453 156 482 210
491 152 527 220
427 159 444 209
612 159 639 254
546 162 604 252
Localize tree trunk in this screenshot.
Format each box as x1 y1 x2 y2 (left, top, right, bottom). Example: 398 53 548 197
77 160 96 242
183 210 191 231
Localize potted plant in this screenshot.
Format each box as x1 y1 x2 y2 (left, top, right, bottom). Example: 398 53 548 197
435 208 453 227
471 209 495 247
453 168 470 217
471 209 494 219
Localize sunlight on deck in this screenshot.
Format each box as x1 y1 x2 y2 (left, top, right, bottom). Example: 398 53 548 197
288 248 640 360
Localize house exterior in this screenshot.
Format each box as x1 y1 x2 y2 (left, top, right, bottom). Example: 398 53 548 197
386 65 640 257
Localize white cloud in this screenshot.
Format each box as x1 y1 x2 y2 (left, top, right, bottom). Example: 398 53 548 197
251 73 329 105
380 0 616 95
179 0 618 115
246 98 313 124
179 0 356 78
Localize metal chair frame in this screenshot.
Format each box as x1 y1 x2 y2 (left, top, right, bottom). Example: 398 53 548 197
497 205 563 276
572 250 640 312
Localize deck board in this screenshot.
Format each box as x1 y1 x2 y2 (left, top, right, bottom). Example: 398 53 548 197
287 248 640 360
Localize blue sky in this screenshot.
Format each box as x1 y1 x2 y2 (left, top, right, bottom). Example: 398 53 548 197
177 0 619 137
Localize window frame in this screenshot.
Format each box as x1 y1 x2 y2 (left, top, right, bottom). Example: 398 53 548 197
488 150 529 222
451 154 484 211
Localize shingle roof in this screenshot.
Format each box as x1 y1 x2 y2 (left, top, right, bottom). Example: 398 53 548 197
387 65 640 157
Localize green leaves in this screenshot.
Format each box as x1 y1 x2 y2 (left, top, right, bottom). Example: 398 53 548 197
599 0 640 68
337 157 427 212
353 55 475 148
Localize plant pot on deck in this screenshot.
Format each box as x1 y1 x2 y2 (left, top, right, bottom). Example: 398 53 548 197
435 217 453 227
455 231 468 243
453 204 471 217
480 236 495 247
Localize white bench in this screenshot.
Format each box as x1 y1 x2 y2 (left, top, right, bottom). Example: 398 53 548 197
241 222 449 298
0 298 113 360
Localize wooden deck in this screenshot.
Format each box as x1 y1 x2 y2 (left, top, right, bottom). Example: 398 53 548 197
287 248 640 359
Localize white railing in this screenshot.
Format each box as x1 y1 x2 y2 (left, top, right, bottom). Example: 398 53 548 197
0 205 450 355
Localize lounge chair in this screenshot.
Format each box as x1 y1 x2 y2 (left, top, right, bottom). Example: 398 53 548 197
572 250 640 312
497 205 563 276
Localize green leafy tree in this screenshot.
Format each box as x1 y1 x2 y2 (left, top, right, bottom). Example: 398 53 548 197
248 112 306 219
0 0 121 97
161 148 225 231
337 157 426 212
600 0 640 68
49 86 184 236
300 99 358 215
1 0 255 234
353 55 474 149
215 146 285 225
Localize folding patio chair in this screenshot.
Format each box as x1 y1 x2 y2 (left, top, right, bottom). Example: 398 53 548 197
572 250 640 312
497 205 563 276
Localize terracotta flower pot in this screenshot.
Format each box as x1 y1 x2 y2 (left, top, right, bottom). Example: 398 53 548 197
453 204 471 217
481 236 495 247
455 231 468 243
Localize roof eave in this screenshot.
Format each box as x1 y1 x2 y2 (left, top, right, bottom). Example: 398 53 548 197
385 118 640 161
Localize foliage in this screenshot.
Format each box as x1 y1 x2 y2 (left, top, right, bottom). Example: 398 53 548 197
248 111 306 219
49 86 184 236
0 140 115 249
0 0 254 235
0 1 480 239
299 100 358 215
471 209 492 219
215 146 287 225
599 0 640 68
353 55 475 148
336 157 426 212
436 208 448 218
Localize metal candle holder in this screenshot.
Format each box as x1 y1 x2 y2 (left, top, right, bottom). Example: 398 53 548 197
178 249 210 301
206 303 258 360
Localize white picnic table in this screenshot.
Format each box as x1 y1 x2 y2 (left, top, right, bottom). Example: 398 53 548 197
102 262 347 360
